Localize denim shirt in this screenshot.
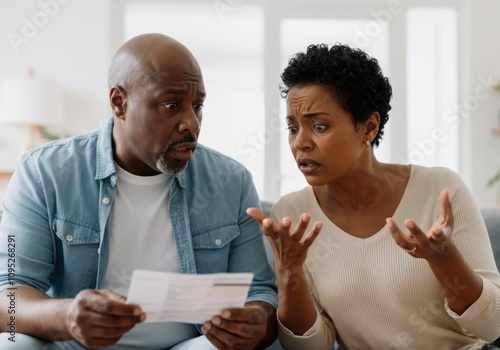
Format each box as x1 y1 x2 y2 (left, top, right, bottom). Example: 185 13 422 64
0 118 277 311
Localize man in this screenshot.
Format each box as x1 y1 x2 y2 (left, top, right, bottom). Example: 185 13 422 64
0 33 277 349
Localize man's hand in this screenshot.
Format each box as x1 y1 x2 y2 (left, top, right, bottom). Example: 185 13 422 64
201 302 276 350
65 289 145 349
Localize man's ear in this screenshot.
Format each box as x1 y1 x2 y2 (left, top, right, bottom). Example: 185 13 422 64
109 86 127 119
364 112 380 139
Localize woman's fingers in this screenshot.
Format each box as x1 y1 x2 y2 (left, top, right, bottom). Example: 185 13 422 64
387 190 455 260
387 218 414 251
246 207 267 224
439 189 450 223
290 213 310 241
302 221 323 247
246 207 280 236
247 208 321 247
404 219 430 249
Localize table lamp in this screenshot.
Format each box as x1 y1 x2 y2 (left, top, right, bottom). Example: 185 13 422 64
0 70 65 153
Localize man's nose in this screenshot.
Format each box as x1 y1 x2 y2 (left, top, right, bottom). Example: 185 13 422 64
178 109 201 134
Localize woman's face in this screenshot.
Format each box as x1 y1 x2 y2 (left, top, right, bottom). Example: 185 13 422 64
286 84 368 186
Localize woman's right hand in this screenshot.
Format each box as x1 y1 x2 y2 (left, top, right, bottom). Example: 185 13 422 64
246 208 323 271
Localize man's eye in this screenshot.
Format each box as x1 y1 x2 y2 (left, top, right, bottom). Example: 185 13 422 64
193 104 204 111
163 103 178 110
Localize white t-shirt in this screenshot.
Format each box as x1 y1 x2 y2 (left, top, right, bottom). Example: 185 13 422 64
102 164 198 349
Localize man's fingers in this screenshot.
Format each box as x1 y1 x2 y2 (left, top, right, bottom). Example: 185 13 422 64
202 328 226 349
202 307 265 349
218 307 265 324
77 290 142 317
68 290 146 349
77 310 144 328
91 297 140 317
76 322 136 337
202 324 248 350
99 289 127 302
207 317 257 339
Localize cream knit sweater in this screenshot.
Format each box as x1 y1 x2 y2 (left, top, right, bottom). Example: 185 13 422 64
272 166 500 350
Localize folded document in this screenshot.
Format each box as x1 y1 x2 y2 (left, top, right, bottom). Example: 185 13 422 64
127 270 253 323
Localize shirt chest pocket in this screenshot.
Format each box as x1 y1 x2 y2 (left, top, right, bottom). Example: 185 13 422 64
52 216 100 294
191 224 239 273
53 217 100 245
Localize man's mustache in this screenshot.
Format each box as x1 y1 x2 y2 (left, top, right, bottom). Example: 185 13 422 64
164 134 197 152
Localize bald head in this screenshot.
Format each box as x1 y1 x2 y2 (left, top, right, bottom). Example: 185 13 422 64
108 33 205 176
108 33 201 90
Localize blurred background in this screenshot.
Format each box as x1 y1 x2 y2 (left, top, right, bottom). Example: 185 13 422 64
0 0 499 206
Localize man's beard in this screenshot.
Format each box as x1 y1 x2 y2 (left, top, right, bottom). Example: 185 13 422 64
156 134 197 174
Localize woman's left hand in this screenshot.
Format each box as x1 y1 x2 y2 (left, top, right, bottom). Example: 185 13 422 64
387 189 455 261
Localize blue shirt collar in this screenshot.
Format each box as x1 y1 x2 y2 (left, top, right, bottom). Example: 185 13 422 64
94 116 187 189
95 117 116 180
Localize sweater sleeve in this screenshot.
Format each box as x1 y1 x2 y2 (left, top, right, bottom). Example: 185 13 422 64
441 168 500 341
277 268 337 349
271 198 337 349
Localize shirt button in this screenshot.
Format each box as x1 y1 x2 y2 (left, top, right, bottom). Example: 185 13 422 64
102 197 110 204
66 235 74 242
215 239 222 246
110 175 116 182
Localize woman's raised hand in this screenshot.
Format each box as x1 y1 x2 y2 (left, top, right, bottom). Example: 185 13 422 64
386 189 455 261
246 208 322 270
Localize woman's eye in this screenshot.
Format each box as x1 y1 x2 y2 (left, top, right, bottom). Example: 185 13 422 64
314 124 326 132
163 103 178 110
287 126 298 135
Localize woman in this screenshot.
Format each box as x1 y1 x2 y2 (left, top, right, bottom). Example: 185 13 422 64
247 44 500 349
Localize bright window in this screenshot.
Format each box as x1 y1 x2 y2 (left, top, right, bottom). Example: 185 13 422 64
124 2 266 195
406 7 458 172
120 1 460 202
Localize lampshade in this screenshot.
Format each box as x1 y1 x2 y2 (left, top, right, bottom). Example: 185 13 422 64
0 77 64 127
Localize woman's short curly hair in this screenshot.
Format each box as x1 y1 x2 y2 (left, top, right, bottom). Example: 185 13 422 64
280 43 392 147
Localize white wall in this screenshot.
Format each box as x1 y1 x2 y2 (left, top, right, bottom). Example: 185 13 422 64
0 0 499 206
462 0 500 207
0 0 111 171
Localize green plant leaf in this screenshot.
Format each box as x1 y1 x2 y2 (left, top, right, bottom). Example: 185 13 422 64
40 127 63 141
487 170 500 188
